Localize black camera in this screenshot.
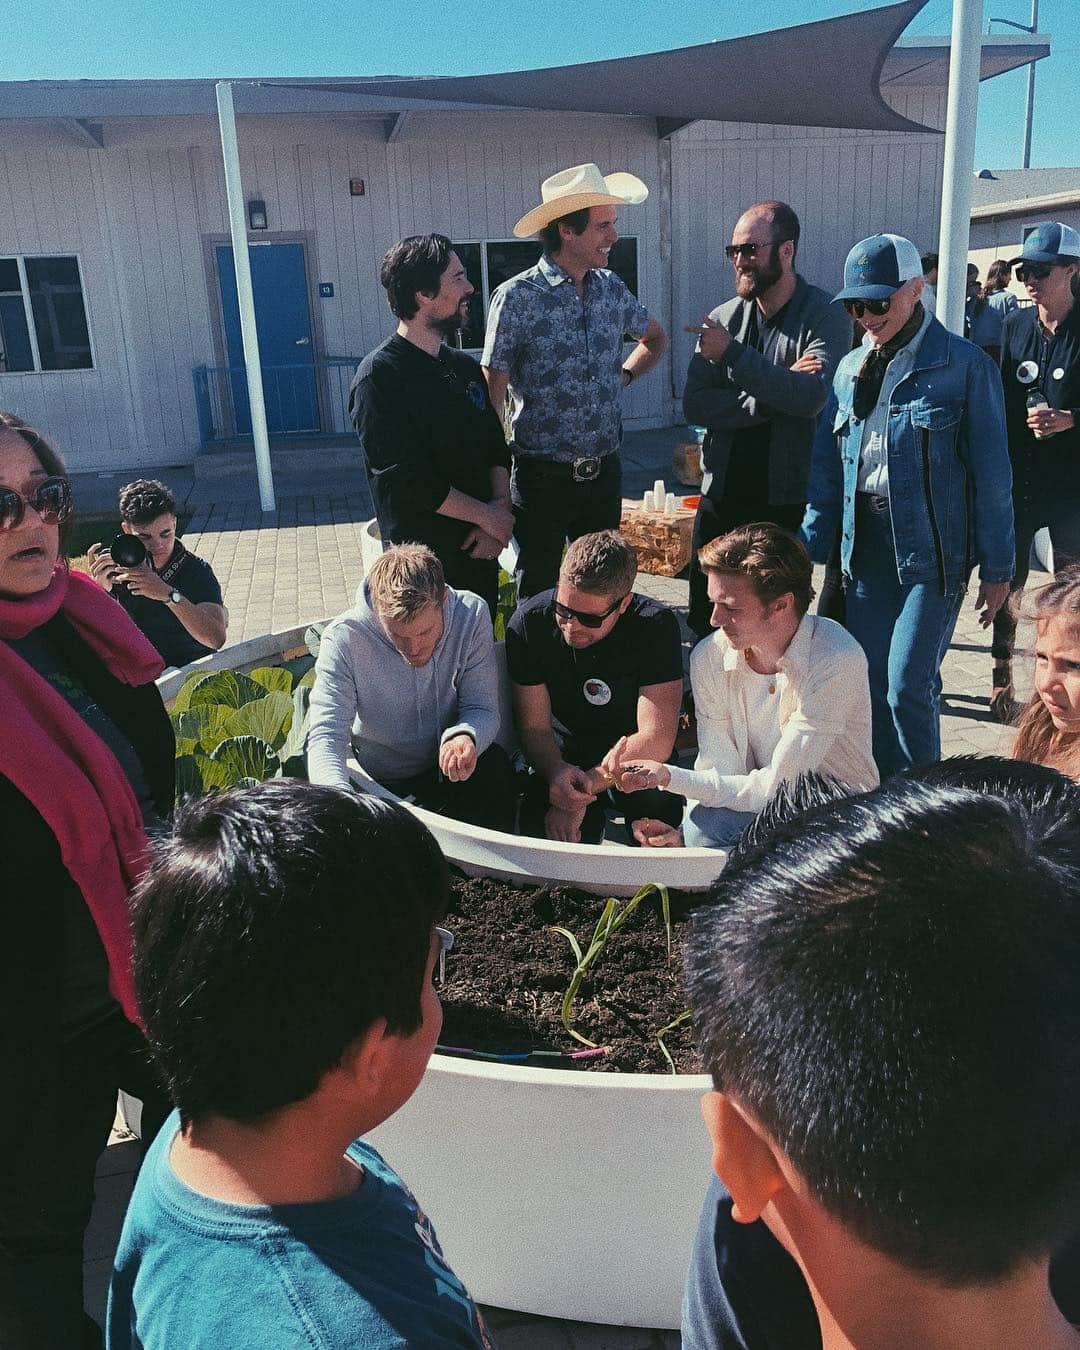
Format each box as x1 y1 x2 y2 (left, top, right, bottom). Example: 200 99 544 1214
109 533 148 569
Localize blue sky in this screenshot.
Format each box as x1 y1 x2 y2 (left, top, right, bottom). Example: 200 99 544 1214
9 0 1078 170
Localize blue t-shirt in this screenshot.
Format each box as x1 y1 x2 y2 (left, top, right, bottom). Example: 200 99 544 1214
107 1113 493 1349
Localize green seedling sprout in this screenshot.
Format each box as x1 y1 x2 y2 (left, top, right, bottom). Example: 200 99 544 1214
654 1008 692 1075
548 883 671 1048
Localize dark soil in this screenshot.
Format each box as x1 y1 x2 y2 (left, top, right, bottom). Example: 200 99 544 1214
440 874 704 1074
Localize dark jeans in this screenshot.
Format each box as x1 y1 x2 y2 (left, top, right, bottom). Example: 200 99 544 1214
689 454 804 636
520 767 683 845
511 454 623 601
991 491 1080 663
384 743 516 833
0 1005 169 1349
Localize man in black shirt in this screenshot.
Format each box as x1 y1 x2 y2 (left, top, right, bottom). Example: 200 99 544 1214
506 530 684 844
991 221 1080 720
348 235 512 618
87 479 227 668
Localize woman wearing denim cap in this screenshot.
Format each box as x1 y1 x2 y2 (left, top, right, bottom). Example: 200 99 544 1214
801 234 1014 777
0 413 173 1348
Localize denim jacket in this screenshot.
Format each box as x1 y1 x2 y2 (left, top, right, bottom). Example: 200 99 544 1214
801 317 1015 587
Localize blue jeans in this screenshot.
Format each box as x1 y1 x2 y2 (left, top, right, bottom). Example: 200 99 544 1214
683 804 757 850
847 495 965 779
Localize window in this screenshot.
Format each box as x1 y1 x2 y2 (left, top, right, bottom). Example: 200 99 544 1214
0 255 93 372
452 238 639 352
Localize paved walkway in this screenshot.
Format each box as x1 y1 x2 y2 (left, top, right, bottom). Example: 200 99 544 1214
81 427 1034 1344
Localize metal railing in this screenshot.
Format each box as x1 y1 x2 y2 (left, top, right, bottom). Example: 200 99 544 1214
193 358 360 448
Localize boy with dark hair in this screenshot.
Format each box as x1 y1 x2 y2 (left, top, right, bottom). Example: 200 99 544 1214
87 477 227 667
682 763 1080 1350
107 780 491 1349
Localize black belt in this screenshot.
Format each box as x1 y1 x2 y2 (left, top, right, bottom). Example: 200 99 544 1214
857 491 890 515
515 454 611 483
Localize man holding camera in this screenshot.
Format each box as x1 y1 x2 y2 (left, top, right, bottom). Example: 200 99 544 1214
87 479 227 668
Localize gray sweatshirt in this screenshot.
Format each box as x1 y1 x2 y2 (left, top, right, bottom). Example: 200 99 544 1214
307 584 501 789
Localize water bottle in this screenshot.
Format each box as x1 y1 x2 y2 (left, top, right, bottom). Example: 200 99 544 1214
1027 391 1054 440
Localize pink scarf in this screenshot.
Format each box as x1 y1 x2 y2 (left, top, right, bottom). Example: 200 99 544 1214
0 565 165 1023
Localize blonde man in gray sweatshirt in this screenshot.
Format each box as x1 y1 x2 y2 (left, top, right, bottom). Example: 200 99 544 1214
308 544 515 830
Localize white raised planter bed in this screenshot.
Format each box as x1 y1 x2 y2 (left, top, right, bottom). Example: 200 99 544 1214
159 627 727 896
367 1055 712 1329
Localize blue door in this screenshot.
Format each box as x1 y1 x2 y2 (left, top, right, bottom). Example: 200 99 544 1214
216 243 319 435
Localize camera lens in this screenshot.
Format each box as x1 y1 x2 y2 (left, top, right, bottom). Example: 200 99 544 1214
109 533 148 568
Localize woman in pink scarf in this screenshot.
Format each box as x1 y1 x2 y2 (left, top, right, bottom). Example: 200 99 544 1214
0 414 175 1349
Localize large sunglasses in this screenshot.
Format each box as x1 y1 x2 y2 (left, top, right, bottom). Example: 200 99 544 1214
843 297 893 319
553 594 627 629
724 239 789 260
0 475 72 531
1015 262 1054 283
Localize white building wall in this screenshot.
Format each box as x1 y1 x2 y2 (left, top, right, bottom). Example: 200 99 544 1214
0 111 666 472
667 87 946 415
1 86 949 472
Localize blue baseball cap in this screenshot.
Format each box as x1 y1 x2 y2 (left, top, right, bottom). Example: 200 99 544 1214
835 234 924 302
1008 222 1080 267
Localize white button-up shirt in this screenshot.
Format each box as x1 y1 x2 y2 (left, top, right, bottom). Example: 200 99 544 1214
665 613 878 814
855 303 934 497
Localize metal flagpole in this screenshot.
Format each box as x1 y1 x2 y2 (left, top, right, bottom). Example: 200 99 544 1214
936 0 985 336
215 80 276 512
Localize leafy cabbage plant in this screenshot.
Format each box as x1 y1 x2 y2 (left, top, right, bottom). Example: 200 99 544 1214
169 663 315 800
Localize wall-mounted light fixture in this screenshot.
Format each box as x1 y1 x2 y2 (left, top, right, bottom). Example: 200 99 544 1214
247 199 268 230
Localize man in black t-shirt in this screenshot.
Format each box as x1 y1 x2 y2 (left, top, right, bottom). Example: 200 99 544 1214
506 530 684 844
348 234 512 618
990 221 1080 720
87 479 227 669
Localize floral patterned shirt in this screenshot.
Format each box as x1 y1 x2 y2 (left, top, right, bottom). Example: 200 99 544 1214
482 253 650 462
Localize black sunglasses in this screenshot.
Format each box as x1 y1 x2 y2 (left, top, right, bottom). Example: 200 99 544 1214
724 239 790 260
0 475 72 531
1015 262 1054 283
843 297 893 319
553 594 627 629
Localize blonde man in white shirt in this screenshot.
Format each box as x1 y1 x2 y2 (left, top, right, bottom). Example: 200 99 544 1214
615 523 878 849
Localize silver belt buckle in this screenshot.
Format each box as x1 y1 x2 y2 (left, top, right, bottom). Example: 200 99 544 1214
572 456 602 482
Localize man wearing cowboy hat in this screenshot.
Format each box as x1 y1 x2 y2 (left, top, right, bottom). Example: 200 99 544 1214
482 163 668 599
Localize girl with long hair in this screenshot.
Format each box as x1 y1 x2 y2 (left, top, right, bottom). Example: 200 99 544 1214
1013 564 1080 777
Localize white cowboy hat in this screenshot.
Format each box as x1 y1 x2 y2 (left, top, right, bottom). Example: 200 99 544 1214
513 163 649 240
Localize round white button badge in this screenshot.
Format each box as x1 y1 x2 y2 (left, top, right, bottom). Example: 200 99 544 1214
583 678 612 706
1053 367 1065 381
1016 360 1039 385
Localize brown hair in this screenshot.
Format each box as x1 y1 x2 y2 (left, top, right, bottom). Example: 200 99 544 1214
698 522 814 617
539 206 592 256
0 411 73 553
560 529 637 598
1013 567 1080 779
366 543 446 621
984 259 1012 296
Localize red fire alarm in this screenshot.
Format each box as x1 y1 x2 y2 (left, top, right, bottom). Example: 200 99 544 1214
349 178 365 197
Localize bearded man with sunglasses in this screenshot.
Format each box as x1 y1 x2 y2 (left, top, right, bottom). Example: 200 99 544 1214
506 529 684 843
802 234 1014 778
989 222 1080 721
682 202 852 636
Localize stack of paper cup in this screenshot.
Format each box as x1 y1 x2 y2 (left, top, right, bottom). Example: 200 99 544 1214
654 478 666 504
664 492 677 513
642 491 656 511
